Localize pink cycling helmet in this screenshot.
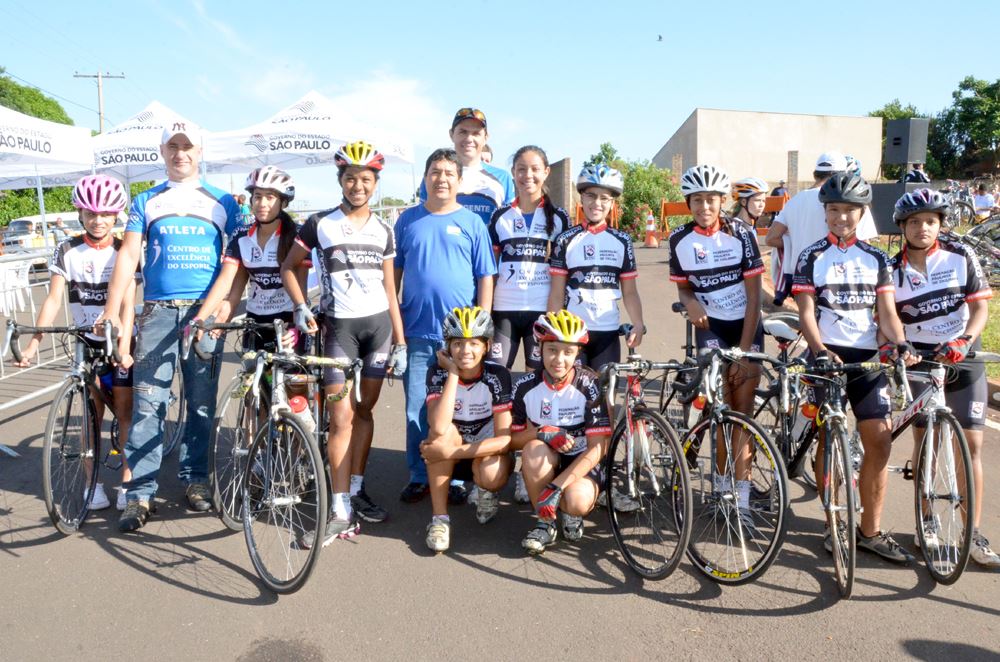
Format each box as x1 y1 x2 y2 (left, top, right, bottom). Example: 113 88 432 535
72 175 128 214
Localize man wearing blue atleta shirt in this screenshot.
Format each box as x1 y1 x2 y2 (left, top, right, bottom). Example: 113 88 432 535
98 121 240 532
395 148 497 503
419 107 515 225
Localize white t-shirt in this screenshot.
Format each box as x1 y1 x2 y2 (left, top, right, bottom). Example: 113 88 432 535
776 187 878 276
973 193 996 215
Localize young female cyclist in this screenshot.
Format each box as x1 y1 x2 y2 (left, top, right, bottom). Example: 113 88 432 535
512 310 612 554
195 166 304 350
668 164 764 527
547 165 643 371
419 307 513 552
282 141 406 547
487 145 569 504
731 176 770 241
15 175 137 511
891 189 999 568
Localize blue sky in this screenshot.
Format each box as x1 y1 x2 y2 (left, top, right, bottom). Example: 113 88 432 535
3 0 999 208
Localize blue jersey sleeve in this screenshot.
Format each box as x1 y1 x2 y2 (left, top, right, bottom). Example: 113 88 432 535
125 193 147 234
393 213 408 269
221 194 240 236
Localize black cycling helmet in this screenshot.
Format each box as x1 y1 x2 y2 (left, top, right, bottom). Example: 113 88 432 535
893 188 949 224
818 172 872 206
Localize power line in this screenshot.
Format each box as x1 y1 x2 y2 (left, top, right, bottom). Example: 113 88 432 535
1 69 99 116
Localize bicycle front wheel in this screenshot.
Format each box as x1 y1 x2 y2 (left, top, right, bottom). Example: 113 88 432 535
683 410 789 585
43 379 99 535
605 407 692 580
914 411 974 585
243 414 327 594
212 377 265 532
825 421 857 598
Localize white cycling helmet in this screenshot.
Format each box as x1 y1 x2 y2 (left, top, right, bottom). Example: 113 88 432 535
576 164 624 196
245 166 296 201
680 165 731 197
732 177 769 199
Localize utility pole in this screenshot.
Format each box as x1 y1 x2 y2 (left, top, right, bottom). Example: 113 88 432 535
73 71 125 133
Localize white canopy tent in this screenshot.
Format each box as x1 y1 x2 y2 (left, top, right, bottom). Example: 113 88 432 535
0 105 95 244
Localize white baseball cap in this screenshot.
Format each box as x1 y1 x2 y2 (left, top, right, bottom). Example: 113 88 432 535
815 151 847 173
161 120 202 146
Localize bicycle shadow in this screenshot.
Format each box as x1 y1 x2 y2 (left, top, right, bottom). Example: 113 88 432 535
901 639 999 661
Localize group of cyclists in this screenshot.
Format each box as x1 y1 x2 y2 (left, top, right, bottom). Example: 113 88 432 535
11 107 999 572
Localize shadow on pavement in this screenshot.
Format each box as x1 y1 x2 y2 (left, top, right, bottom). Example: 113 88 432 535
902 639 999 661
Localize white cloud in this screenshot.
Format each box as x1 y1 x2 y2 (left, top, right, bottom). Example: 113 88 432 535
191 0 250 54
195 74 222 104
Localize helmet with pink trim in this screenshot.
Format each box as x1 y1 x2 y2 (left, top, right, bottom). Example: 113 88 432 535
71 175 128 214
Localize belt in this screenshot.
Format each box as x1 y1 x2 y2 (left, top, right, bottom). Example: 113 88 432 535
146 299 204 308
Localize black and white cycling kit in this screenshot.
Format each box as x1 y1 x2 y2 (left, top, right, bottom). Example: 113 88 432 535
489 200 568 369
426 361 513 442
892 238 992 429
224 223 295 318
295 207 395 383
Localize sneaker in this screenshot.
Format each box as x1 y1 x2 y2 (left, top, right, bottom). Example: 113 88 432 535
513 473 530 504
522 520 558 555
467 485 480 506
971 533 1000 569
426 519 450 553
118 499 153 533
561 513 584 542
857 529 915 564
597 487 641 513
351 488 388 523
85 483 110 510
913 516 940 552
399 482 429 503
116 486 127 512
823 522 848 554
300 515 359 550
447 483 469 505
185 482 212 512
475 489 499 524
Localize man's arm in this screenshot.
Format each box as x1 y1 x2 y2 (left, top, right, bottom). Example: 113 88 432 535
764 220 787 249
476 274 493 312
621 278 644 347
96 232 142 332
739 275 762 351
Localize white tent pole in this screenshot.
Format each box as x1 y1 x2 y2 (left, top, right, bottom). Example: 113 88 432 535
36 171 50 249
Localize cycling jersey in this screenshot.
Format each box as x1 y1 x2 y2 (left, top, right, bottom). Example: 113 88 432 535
126 180 239 300
223 223 297 317
419 162 515 225
426 361 513 442
792 234 893 350
489 200 568 311
295 207 395 319
49 235 140 341
668 219 764 322
891 239 992 345
549 222 637 332
511 367 612 455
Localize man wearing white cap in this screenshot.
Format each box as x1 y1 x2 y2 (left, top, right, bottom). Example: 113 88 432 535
97 120 240 532
764 151 878 304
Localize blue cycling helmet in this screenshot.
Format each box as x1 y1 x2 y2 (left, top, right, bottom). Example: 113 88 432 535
576 164 624 197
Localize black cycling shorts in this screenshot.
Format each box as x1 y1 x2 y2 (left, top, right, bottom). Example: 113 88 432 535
579 330 620 372
557 450 605 486
906 351 987 431
815 345 892 422
695 317 764 354
321 312 392 384
490 310 542 370
81 337 133 388
243 311 294 352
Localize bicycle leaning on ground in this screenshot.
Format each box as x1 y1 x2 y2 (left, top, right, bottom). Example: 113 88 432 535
4 319 124 534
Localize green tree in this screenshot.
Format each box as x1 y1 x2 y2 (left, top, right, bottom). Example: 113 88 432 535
379 196 407 207
948 76 1000 175
585 142 620 167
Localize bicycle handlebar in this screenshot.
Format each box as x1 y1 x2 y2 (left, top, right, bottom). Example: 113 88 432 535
4 319 118 365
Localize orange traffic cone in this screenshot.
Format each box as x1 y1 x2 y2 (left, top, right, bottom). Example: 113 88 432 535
644 214 659 248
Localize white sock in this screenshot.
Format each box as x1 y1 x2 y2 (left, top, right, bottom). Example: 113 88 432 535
349 475 364 497
432 514 450 525
333 492 350 519
450 479 464 487
736 480 751 511
712 473 734 494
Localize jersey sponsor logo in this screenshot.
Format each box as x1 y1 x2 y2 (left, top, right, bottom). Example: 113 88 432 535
501 243 547 259
149 239 163 266
84 261 95 275
492 342 502 357
822 290 876 306
833 262 846 277
570 270 619 285
900 293 963 317
158 224 206 236
541 400 552 417
970 401 985 419
906 272 925 291
689 270 741 289
249 245 263 263
705 338 720 349
583 244 595 259
447 225 462 235
514 217 526 232
694 246 707 264
372 352 388 368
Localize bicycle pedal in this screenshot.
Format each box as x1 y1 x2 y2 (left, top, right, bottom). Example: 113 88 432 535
902 460 914 481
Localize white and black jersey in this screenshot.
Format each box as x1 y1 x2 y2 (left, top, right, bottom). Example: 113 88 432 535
223 224 298 317
668 219 764 322
549 222 637 331
892 239 992 345
489 200 568 312
792 234 894 350
425 361 513 442
295 208 395 319
511 367 612 455
49 235 139 341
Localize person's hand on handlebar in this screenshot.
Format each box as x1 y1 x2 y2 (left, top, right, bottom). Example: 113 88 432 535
91 311 122 339
626 323 644 348
684 299 709 330
12 334 41 367
933 335 972 365
293 303 318 335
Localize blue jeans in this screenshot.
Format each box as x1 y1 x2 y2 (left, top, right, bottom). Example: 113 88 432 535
402 338 440 485
124 302 222 501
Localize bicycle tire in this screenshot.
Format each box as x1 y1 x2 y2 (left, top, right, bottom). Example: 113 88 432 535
825 420 856 598
42 378 99 535
162 363 185 456
914 411 974 585
605 407 692 580
243 413 327 594
658 361 698 439
682 410 789 585
211 377 265 532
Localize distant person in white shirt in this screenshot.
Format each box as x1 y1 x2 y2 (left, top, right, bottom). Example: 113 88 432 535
973 184 998 221
764 150 878 304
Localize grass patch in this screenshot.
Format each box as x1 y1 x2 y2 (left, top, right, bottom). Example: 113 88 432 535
982 302 1000 379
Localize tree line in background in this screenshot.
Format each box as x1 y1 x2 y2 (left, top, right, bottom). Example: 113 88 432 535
870 76 1000 181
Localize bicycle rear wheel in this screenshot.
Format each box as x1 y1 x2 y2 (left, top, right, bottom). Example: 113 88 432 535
212 377 265 532
243 414 327 594
605 407 691 580
914 411 974 585
683 411 789 585
43 379 99 535
162 363 185 456
825 421 856 598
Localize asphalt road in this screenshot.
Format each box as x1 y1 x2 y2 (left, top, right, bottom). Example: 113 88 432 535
2 247 999 661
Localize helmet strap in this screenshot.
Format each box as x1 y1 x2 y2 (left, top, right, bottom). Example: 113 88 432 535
542 364 575 389
83 231 113 249
740 199 760 222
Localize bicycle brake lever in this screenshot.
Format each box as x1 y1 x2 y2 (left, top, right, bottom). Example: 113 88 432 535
252 353 266 400
103 320 121 364
353 359 364 404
